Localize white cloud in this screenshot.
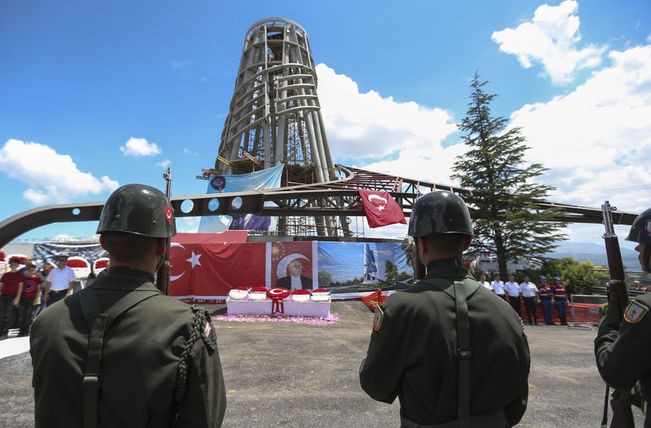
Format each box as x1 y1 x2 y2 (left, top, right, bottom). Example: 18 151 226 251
316 64 459 164
157 159 172 169
0 139 119 204
120 137 161 157
492 0 606 84
509 44 651 214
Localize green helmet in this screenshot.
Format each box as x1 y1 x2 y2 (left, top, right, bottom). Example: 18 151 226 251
408 191 473 237
97 184 176 238
626 208 651 245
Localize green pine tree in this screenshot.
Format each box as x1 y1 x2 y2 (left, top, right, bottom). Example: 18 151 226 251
451 72 566 277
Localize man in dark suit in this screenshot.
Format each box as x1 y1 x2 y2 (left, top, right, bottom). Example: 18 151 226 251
276 259 312 290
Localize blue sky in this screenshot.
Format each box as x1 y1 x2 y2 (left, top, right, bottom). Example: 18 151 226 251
1 0 650 249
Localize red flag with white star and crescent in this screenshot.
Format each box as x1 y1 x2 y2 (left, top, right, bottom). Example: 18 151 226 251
358 189 406 228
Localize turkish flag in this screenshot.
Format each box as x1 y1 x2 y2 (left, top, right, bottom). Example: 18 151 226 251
169 241 266 299
358 189 406 228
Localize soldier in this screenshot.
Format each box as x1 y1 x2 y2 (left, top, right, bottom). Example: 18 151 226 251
30 184 227 427
359 191 530 427
537 275 554 325
595 207 651 426
551 277 569 325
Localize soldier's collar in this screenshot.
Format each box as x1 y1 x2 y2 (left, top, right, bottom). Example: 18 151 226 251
105 266 156 282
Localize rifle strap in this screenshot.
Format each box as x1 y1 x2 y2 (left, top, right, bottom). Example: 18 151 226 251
453 279 479 428
601 385 610 428
80 284 160 428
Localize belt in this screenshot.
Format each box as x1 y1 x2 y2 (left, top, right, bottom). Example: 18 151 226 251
51 289 68 294
401 411 507 428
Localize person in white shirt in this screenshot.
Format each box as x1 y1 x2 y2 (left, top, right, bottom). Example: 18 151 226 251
504 274 521 316
43 253 76 306
491 274 506 300
519 276 539 325
479 274 493 292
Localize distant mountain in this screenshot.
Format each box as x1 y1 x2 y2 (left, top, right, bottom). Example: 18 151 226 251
547 241 640 272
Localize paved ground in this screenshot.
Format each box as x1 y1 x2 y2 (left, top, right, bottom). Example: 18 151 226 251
0 300 645 427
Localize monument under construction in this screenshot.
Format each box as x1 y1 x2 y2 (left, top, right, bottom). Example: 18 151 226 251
200 17 344 236
203 17 334 184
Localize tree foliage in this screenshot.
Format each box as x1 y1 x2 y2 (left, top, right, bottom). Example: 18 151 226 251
539 257 603 295
384 260 399 285
318 270 333 288
451 72 567 277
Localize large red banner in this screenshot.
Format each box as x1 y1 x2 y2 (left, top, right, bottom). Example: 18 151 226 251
169 233 265 299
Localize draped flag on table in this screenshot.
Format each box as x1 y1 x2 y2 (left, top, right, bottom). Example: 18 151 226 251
358 189 406 228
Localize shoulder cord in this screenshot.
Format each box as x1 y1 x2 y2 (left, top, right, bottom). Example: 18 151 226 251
454 279 479 428
80 285 160 428
174 306 215 405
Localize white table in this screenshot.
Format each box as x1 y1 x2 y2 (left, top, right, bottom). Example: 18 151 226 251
226 298 331 317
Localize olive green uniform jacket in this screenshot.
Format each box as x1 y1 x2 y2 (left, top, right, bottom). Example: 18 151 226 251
30 267 227 427
359 259 530 426
595 292 651 426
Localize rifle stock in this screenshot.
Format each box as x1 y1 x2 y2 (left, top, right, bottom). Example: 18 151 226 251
156 167 173 294
601 201 634 428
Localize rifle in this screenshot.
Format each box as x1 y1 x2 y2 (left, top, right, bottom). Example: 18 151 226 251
156 167 173 294
600 201 635 428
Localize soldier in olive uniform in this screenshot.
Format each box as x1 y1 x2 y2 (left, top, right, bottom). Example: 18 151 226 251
30 184 227 427
595 207 651 426
359 191 530 427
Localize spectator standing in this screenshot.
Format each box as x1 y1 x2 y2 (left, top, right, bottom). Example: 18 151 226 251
519 276 539 325
538 275 554 325
551 277 569 325
0 258 24 338
505 274 521 316
17 263 41 336
359 191 530 427
42 253 75 306
491 274 506 300
478 274 493 292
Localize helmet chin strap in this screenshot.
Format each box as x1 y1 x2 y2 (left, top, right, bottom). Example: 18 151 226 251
644 246 651 273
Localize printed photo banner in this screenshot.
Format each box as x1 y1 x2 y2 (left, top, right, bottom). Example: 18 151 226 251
169 235 411 301
198 164 284 233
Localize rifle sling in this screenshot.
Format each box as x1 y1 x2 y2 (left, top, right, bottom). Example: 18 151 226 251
420 277 479 427
80 284 160 428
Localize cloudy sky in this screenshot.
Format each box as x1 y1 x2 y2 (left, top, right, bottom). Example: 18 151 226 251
1 0 649 249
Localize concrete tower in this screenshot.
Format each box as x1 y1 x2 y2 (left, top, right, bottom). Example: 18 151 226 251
210 17 335 185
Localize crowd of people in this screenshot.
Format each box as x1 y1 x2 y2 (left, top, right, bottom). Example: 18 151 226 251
477 271 570 326
0 253 76 339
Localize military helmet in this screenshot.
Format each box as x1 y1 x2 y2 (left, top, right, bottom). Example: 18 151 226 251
97 184 176 238
625 208 651 245
408 191 473 237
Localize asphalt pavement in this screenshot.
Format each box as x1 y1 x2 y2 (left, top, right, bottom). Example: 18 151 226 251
0 300 645 427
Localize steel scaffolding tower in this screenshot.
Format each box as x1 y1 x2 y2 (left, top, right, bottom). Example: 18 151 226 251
200 17 345 236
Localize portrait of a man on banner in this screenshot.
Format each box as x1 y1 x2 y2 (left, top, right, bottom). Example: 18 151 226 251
269 241 316 290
